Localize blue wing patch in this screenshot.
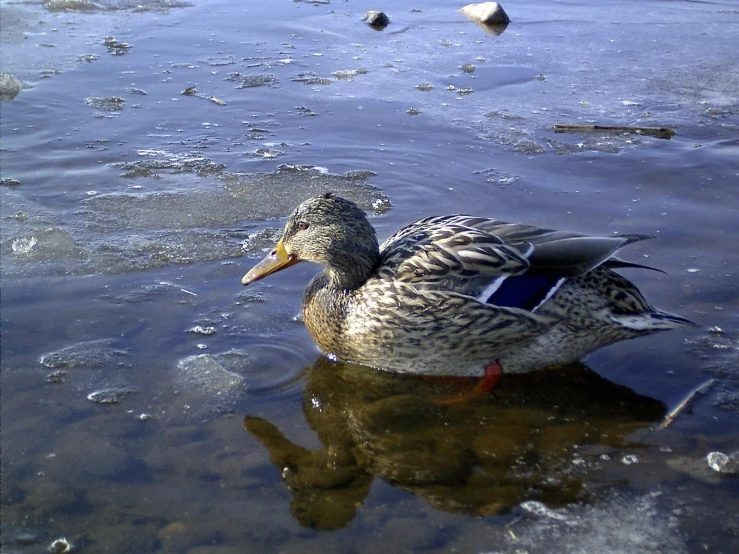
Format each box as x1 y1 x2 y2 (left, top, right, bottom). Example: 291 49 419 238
487 275 566 312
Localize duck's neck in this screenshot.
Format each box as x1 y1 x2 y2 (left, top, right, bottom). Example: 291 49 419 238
302 248 380 358
325 248 381 291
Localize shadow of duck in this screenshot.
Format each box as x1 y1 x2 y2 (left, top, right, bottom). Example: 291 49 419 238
244 357 666 530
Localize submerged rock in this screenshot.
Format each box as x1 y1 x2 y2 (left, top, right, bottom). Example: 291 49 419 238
460 2 510 25
363 10 389 27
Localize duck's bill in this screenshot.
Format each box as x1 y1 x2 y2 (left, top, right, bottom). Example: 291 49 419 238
242 239 300 285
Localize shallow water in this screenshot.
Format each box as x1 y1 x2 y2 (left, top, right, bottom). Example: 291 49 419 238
2 0 738 552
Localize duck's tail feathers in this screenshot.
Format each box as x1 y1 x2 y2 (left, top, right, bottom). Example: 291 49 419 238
650 308 698 329
612 308 697 332
605 258 667 274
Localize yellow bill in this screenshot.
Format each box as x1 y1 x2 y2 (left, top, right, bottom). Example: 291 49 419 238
242 239 300 285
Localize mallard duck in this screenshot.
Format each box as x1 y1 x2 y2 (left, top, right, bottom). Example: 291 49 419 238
242 193 694 378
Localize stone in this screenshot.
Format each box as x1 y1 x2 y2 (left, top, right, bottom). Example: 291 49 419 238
460 2 510 25
364 10 389 27
0 73 22 100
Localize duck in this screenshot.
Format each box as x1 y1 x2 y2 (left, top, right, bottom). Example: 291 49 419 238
241 192 694 380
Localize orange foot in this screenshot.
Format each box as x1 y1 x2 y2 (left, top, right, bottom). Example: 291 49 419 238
432 361 502 405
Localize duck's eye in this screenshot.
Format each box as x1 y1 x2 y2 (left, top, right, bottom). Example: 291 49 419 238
296 221 309 231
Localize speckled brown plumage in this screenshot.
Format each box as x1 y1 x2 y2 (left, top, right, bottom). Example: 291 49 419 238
242 193 694 376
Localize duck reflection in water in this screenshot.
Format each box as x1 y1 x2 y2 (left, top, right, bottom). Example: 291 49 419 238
244 357 666 531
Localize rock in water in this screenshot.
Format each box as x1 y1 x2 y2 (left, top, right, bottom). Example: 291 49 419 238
460 2 510 25
364 10 390 27
0 73 22 100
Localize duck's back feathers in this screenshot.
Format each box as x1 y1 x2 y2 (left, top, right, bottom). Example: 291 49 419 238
377 215 655 312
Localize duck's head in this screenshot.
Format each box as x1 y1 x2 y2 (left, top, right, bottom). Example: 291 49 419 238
242 193 380 288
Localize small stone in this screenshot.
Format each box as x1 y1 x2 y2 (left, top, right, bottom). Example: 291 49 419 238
363 10 389 27
0 72 22 100
460 2 510 25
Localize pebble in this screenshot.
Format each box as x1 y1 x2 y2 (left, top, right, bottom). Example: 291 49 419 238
460 2 510 25
363 10 389 27
0 72 22 100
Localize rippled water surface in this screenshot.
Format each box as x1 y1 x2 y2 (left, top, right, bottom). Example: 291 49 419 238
2 0 738 552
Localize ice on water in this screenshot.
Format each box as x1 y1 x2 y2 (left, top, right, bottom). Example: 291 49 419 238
2 160 389 278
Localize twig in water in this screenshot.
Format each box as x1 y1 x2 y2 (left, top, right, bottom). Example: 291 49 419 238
553 124 675 140
658 378 716 430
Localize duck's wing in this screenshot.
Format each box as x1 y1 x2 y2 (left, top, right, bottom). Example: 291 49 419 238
468 220 655 277
377 217 531 291
378 215 654 311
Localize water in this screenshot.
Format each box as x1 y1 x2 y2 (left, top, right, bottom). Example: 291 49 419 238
2 0 738 552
